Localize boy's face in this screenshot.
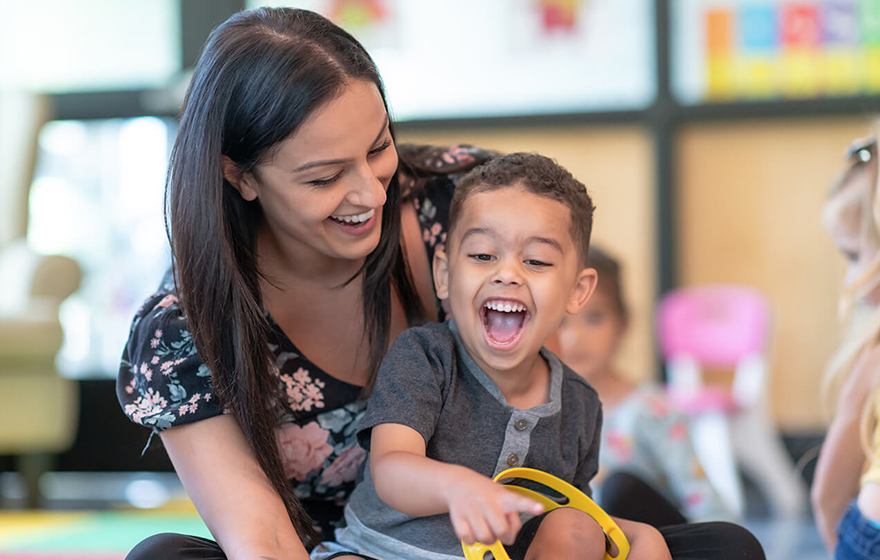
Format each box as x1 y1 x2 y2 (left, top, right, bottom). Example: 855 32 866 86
434 185 597 378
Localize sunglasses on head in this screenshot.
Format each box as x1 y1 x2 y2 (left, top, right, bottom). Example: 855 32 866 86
829 136 878 196
846 136 877 165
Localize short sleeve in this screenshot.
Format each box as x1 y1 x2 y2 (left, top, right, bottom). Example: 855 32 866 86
116 289 222 432
357 326 452 450
572 389 603 497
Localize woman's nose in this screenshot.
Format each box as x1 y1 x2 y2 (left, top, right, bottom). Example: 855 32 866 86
348 166 387 208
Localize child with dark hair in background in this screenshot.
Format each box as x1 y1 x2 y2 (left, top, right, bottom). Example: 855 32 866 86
557 246 732 528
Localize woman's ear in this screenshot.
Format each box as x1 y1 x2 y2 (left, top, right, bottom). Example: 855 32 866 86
221 155 259 201
433 250 450 301
566 267 598 315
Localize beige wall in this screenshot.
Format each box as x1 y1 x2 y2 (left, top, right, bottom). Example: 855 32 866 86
676 116 876 431
398 125 658 385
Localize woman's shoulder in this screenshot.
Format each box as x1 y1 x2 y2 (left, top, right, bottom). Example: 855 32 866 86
117 275 221 431
397 143 497 199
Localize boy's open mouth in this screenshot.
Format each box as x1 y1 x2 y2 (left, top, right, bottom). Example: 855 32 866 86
481 299 530 350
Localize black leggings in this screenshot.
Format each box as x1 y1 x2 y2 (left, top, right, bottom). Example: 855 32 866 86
126 521 765 560
600 471 689 528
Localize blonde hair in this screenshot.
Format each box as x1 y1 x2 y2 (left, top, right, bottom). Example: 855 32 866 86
822 131 880 461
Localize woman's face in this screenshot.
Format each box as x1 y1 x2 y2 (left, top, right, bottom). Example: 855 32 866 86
235 79 398 265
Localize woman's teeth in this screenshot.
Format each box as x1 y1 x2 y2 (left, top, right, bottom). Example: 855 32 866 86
331 209 375 224
484 301 526 313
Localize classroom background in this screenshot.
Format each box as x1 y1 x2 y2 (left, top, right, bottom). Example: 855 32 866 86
2 1 877 559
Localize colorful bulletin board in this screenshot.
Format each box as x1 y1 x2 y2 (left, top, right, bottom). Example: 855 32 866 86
248 0 657 121
673 0 880 104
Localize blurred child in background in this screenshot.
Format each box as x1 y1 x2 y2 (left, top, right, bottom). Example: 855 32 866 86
557 246 732 528
813 133 880 560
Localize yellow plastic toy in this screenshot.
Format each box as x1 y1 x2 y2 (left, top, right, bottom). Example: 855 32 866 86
461 467 629 560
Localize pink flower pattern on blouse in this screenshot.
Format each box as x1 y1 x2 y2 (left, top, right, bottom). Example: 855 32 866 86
277 422 334 481
278 367 326 412
320 444 368 487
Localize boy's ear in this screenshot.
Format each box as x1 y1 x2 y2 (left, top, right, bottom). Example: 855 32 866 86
566 267 598 315
433 250 450 301
221 155 259 201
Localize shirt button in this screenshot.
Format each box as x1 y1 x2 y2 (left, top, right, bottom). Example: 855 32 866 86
514 419 528 431
507 454 519 467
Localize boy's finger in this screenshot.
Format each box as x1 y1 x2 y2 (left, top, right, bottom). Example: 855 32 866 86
484 504 514 545
500 512 522 546
501 492 544 515
451 513 476 545
466 511 497 545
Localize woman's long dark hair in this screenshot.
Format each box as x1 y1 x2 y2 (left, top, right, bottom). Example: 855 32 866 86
166 7 422 547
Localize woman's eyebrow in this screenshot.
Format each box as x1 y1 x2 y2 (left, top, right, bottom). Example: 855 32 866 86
291 115 390 173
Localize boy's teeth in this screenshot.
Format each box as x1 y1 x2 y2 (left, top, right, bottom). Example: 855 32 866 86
485 302 525 313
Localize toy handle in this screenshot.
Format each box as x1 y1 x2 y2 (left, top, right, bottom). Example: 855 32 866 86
460 467 629 560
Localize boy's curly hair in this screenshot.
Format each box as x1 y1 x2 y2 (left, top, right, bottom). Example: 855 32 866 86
449 152 595 267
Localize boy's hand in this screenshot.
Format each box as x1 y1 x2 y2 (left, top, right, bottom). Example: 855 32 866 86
445 471 545 546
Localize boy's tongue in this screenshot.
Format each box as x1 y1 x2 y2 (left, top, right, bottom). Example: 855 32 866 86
486 309 524 343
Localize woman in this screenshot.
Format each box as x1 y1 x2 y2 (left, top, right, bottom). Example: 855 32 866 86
118 7 764 560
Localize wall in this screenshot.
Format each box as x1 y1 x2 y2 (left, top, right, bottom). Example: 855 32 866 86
399 125 658 386
676 116 876 431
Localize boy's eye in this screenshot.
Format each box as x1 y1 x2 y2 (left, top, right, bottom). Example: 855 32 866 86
308 171 343 186
470 253 495 262
524 259 550 267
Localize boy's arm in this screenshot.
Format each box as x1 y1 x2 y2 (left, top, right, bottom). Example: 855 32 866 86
370 423 543 545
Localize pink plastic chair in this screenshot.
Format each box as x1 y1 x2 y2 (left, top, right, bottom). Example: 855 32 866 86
657 285 806 518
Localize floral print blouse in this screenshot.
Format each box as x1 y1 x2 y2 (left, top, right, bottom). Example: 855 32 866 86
116 144 495 539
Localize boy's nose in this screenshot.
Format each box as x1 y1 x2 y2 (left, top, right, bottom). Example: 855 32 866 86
492 260 523 286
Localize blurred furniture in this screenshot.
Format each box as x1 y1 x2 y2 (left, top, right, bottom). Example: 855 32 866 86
0 92 49 246
0 239 81 506
657 284 807 518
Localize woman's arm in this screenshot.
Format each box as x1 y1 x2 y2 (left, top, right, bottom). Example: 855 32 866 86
370 423 543 545
812 344 880 550
400 201 440 322
161 415 310 560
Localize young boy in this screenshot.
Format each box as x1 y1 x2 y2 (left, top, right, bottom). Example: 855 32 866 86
320 153 669 560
